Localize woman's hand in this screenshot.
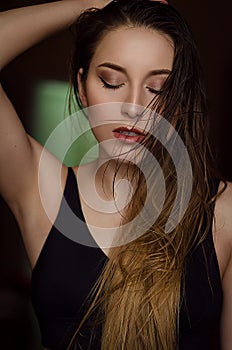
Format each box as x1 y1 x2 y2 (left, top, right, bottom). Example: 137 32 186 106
87 0 169 7
152 0 168 3
62 0 168 9
61 0 112 9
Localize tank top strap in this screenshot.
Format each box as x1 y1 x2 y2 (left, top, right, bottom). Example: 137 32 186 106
63 167 80 216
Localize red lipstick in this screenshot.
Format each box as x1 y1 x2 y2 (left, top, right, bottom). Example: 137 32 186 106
113 127 145 144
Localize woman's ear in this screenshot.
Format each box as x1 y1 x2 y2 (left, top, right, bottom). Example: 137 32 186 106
77 68 88 107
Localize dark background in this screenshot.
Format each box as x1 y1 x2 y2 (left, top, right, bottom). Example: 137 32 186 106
0 0 231 349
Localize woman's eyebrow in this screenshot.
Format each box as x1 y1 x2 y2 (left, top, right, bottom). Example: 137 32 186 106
147 69 171 76
97 62 171 76
97 62 126 73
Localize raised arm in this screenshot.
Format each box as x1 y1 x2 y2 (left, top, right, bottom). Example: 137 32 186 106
0 0 110 70
0 0 109 213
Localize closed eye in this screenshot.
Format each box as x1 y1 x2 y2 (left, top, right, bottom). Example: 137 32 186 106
146 87 162 94
99 77 125 90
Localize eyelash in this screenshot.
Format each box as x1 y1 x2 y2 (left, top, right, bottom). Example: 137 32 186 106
99 77 124 90
99 77 162 94
147 87 162 94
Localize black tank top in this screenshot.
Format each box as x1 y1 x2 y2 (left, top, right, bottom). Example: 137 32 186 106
31 167 222 350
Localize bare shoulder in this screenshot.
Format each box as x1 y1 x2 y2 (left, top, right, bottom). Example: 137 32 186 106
214 181 232 239
213 181 232 279
215 181 232 348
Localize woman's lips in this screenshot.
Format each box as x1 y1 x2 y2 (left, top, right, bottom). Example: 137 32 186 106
113 127 145 144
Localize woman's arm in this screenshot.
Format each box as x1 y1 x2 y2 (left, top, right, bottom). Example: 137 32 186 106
0 0 109 213
220 182 232 348
214 182 232 348
0 0 110 70
221 254 232 348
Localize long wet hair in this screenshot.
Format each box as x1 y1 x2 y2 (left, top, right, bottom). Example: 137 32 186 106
68 1 225 349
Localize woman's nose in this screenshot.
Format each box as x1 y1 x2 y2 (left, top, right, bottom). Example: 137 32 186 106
121 102 145 119
121 89 145 119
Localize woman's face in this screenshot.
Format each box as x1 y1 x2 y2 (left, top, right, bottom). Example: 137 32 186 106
78 26 174 161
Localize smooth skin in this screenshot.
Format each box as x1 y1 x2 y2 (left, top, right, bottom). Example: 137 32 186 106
75 25 174 246
0 1 232 348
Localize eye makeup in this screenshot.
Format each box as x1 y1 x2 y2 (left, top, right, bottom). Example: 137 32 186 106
99 76 125 90
96 64 170 93
145 76 167 94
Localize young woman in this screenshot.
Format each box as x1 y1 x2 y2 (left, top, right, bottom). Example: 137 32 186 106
0 0 232 349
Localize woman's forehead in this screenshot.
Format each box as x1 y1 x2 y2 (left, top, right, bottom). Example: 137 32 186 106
89 26 174 76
